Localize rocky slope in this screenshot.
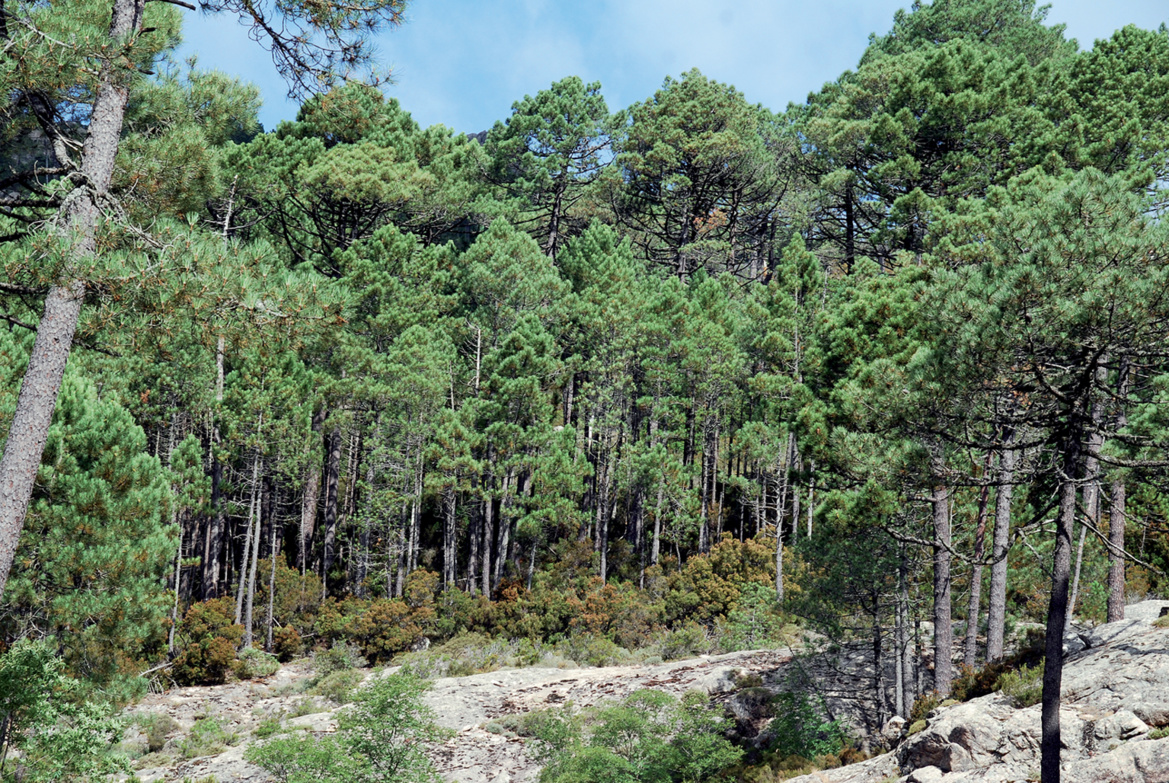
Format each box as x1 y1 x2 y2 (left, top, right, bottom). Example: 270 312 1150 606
122 648 791 783
788 600 1169 783
121 600 1169 783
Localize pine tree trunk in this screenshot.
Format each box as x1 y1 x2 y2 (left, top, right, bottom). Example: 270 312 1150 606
443 483 457 589
964 468 991 668
265 496 279 652
931 452 953 697
236 454 261 624
482 485 494 597
1107 361 1130 623
468 493 480 595
1107 475 1127 622
1041 434 1082 783
205 337 227 598
986 439 1017 662
776 433 793 603
1068 390 1106 634
0 0 145 600
651 482 663 567
898 545 914 717
320 424 342 592
243 461 264 649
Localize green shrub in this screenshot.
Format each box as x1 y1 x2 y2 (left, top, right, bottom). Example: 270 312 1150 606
538 690 743 783
138 712 180 753
0 639 130 782
173 598 244 686
252 715 283 740
553 634 632 667
768 692 850 761
312 669 364 705
273 626 303 662
247 670 448 783
1153 615 1169 629
313 642 367 676
179 717 237 759
661 623 714 661
346 598 422 663
235 647 280 680
1149 726 1169 740
996 662 1044 708
909 690 942 723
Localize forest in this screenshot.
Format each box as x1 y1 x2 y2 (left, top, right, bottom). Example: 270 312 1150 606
1 0 1168 781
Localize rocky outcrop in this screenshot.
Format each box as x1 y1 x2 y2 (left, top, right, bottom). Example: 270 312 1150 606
123 649 790 783
786 600 1169 783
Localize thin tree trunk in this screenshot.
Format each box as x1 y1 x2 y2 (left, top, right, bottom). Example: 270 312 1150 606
777 434 793 602
986 437 1017 662
1107 360 1130 623
243 460 264 649
1068 389 1106 634
236 447 263 624
964 460 992 668
931 452 953 697
1107 475 1127 622
443 483 457 589
651 481 663 567
468 491 480 595
898 545 914 717
204 338 227 598
265 494 279 652
0 0 146 599
482 483 494 596
320 424 342 592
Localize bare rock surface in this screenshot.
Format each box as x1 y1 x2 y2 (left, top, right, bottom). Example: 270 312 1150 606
786 600 1169 783
122 649 791 783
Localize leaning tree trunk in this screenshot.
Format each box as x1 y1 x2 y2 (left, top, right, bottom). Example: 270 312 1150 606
0 0 145 599
1041 430 1082 783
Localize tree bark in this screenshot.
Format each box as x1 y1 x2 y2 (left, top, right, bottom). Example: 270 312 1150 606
320 424 342 592
931 453 953 697
243 460 264 649
1107 361 1130 623
986 440 1017 662
1107 475 1127 622
442 483 457 589
0 0 146 599
964 464 991 668
1041 434 1081 783
205 338 227 598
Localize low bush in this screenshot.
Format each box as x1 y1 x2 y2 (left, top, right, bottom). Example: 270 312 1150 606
909 690 942 724
553 633 633 668
179 717 237 759
272 626 302 662
313 642 366 676
138 712 180 753
247 670 448 783
996 662 1044 708
234 647 279 680
173 599 244 686
312 669 364 704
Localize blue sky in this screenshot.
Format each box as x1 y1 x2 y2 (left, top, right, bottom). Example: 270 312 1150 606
179 1 1167 134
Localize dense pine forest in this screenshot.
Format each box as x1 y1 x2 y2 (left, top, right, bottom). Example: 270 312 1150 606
1 0 1168 781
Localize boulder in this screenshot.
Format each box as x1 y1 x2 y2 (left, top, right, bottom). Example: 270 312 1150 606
783 601 1169 783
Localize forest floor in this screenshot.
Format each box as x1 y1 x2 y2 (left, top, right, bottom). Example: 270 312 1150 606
121 647 794 783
